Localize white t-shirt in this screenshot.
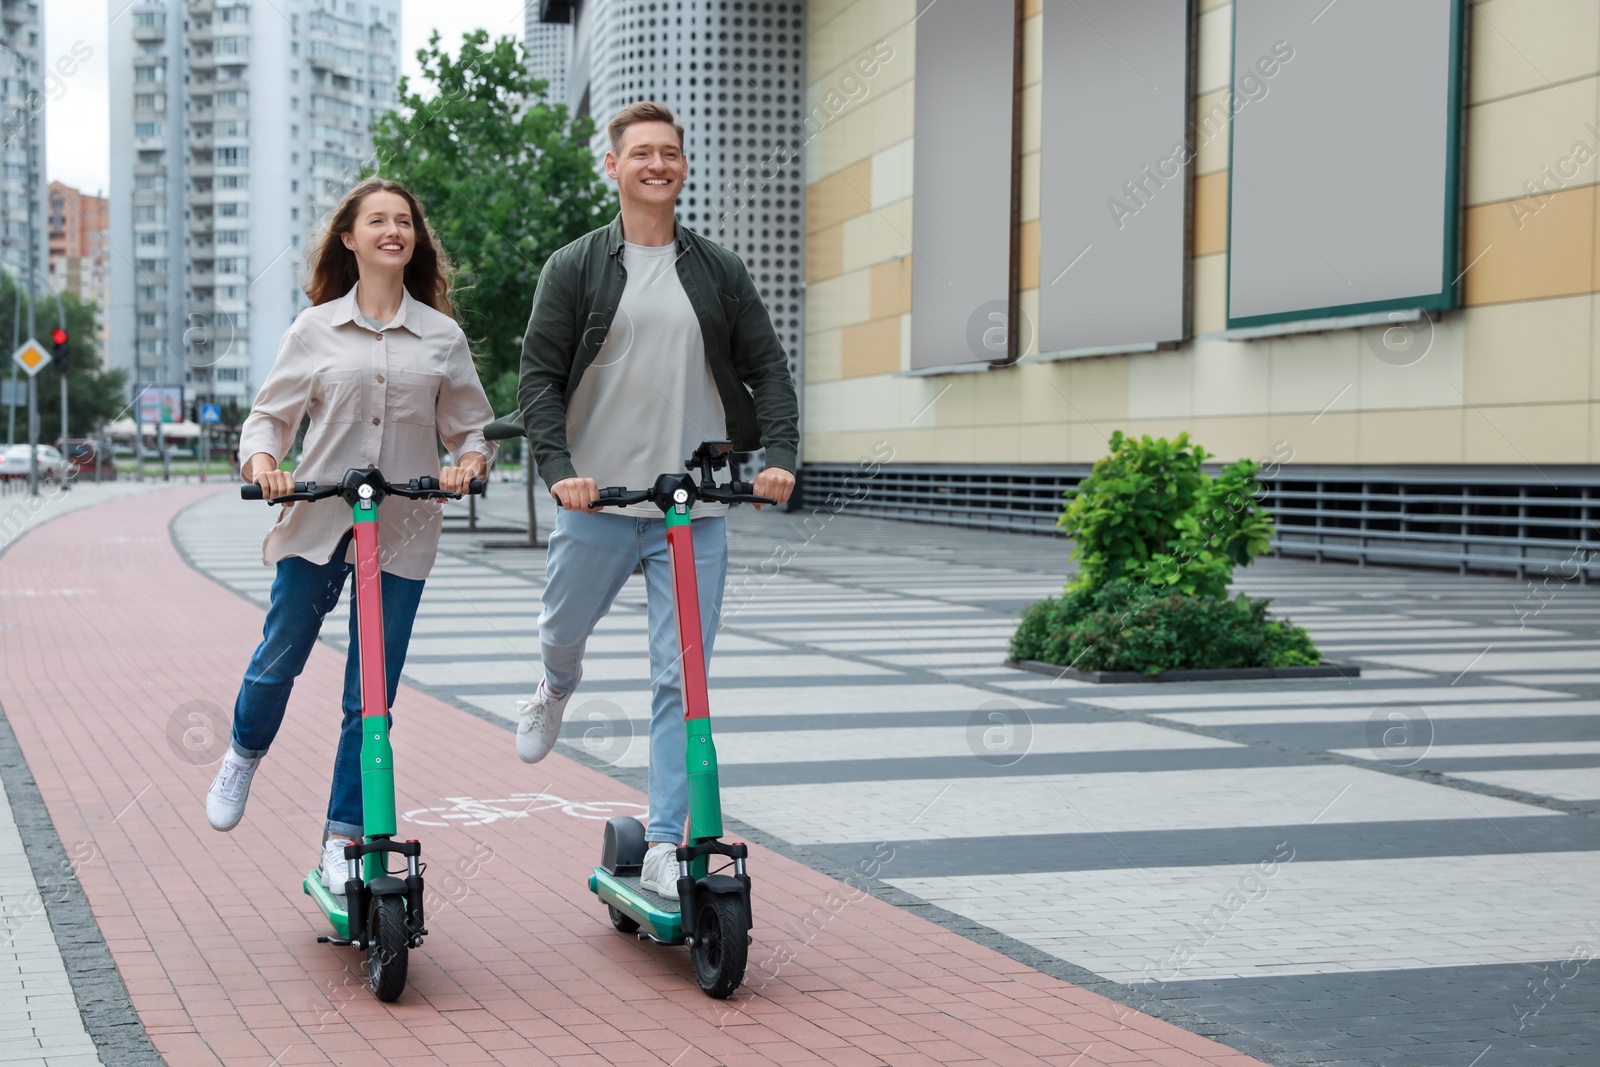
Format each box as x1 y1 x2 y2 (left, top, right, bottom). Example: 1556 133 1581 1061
566 240 730 518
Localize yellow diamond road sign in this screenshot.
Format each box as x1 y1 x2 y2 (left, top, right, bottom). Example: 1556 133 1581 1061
12 339 50 377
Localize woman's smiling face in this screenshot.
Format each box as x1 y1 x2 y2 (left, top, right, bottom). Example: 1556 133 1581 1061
340 190 415 272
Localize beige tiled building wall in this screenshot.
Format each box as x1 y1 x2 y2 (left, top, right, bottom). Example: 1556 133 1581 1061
802 0 1600 468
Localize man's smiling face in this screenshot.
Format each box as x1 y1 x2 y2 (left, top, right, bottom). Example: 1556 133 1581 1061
605 120 687 210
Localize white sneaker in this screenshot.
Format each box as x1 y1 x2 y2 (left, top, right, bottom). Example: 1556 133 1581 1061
205 751 260 831
322 839 357 894
515 676 575 763
640 842 680 901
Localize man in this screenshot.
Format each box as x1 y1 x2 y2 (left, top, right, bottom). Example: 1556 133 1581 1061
515 102 798 899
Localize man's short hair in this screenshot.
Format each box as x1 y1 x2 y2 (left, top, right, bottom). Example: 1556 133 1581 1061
607 101 685 156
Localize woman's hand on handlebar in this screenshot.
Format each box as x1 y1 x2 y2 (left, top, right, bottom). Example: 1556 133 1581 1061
551 476 599 512
246 453 296 507
440 451 488 496
751 467 795 510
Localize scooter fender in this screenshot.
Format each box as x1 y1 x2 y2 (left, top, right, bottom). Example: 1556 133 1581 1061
366 876 407 896
679 874 751 940
696 874 745 896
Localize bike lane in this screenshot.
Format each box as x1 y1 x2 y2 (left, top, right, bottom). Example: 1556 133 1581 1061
0 483 1273 1066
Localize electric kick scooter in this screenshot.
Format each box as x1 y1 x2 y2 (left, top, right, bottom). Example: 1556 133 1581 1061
587 440 773 999
243 467 485 1001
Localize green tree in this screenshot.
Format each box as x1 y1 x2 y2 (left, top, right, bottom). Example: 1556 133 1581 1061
0 277 127 443
367 30 617 409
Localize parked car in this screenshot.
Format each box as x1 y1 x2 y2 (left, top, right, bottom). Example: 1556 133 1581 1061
0 444 66 482
59 439 117 482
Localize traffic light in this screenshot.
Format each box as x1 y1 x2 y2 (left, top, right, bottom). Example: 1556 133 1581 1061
51 327 68 375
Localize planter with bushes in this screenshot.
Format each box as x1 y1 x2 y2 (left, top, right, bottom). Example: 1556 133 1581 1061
1007 431 1355 682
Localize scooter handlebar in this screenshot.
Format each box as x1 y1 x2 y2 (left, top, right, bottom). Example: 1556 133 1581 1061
700 480 778 507
241 480 336 504
589 486 652 509
242 475 486 504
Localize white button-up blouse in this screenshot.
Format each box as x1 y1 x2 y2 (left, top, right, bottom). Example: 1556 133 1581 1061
238 283 497 581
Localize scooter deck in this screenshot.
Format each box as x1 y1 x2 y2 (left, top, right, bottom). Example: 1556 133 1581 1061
589 868 684 944
302 869 351 940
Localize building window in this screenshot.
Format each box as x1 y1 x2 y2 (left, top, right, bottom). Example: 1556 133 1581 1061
135 65 165 83
134 93 165 111
214 147 250 167
135 122 162 138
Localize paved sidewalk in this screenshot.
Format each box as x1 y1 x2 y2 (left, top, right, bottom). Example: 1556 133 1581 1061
170 476 1600 1067
0 479 181 1067
0 483 1271 1065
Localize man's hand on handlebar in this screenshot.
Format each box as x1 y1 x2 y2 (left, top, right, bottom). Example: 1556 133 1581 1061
440 451 488 496
551 476 600 512
751 467 795 510
246 452 296 507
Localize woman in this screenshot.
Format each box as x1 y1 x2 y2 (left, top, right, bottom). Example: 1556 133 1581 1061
206 178 495 894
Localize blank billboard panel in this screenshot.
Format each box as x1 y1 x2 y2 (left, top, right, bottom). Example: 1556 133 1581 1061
1227 0 1464 328
1039 0 1190 355
910 0 1016 370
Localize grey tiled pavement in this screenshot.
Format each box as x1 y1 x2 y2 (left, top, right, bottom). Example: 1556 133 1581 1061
174 473 1600 1067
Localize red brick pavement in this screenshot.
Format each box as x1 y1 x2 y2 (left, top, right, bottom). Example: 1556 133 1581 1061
0 486 1272 1066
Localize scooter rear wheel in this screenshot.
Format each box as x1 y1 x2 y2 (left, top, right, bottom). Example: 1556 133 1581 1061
690 893 748 999
367 895 409 1002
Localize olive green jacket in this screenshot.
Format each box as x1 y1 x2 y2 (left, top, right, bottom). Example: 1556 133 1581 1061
516 214 799 486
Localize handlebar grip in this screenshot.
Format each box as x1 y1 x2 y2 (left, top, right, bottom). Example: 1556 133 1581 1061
468 478 486 496
589 486 647 509
240 484 263 500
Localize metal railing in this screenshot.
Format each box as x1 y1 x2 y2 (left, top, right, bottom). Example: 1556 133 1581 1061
799 462 1600 580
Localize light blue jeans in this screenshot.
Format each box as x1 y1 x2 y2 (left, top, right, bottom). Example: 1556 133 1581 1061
539 508 727 844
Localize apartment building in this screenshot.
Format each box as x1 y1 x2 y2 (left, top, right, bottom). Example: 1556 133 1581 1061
108 0 401 414
1 0 47 296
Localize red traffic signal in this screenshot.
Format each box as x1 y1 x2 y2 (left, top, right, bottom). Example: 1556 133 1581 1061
50 328 67 347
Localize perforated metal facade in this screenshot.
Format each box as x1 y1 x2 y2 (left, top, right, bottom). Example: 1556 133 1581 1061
523 20 569 104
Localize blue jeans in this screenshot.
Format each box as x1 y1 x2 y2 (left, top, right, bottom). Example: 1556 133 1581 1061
230 530 426 838
539 508 728 844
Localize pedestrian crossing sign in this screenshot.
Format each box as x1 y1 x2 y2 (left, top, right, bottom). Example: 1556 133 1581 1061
11 339 49 377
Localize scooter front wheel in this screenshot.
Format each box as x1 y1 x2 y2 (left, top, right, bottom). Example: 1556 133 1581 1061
690 893 749 999
367 895 409 1002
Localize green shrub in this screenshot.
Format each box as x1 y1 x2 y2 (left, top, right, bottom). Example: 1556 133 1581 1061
1060 432 1275 599
1009 580 1320 675
1058 431 1208 592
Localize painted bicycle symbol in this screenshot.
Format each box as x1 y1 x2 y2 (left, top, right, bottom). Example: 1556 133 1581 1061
401 793 646 827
